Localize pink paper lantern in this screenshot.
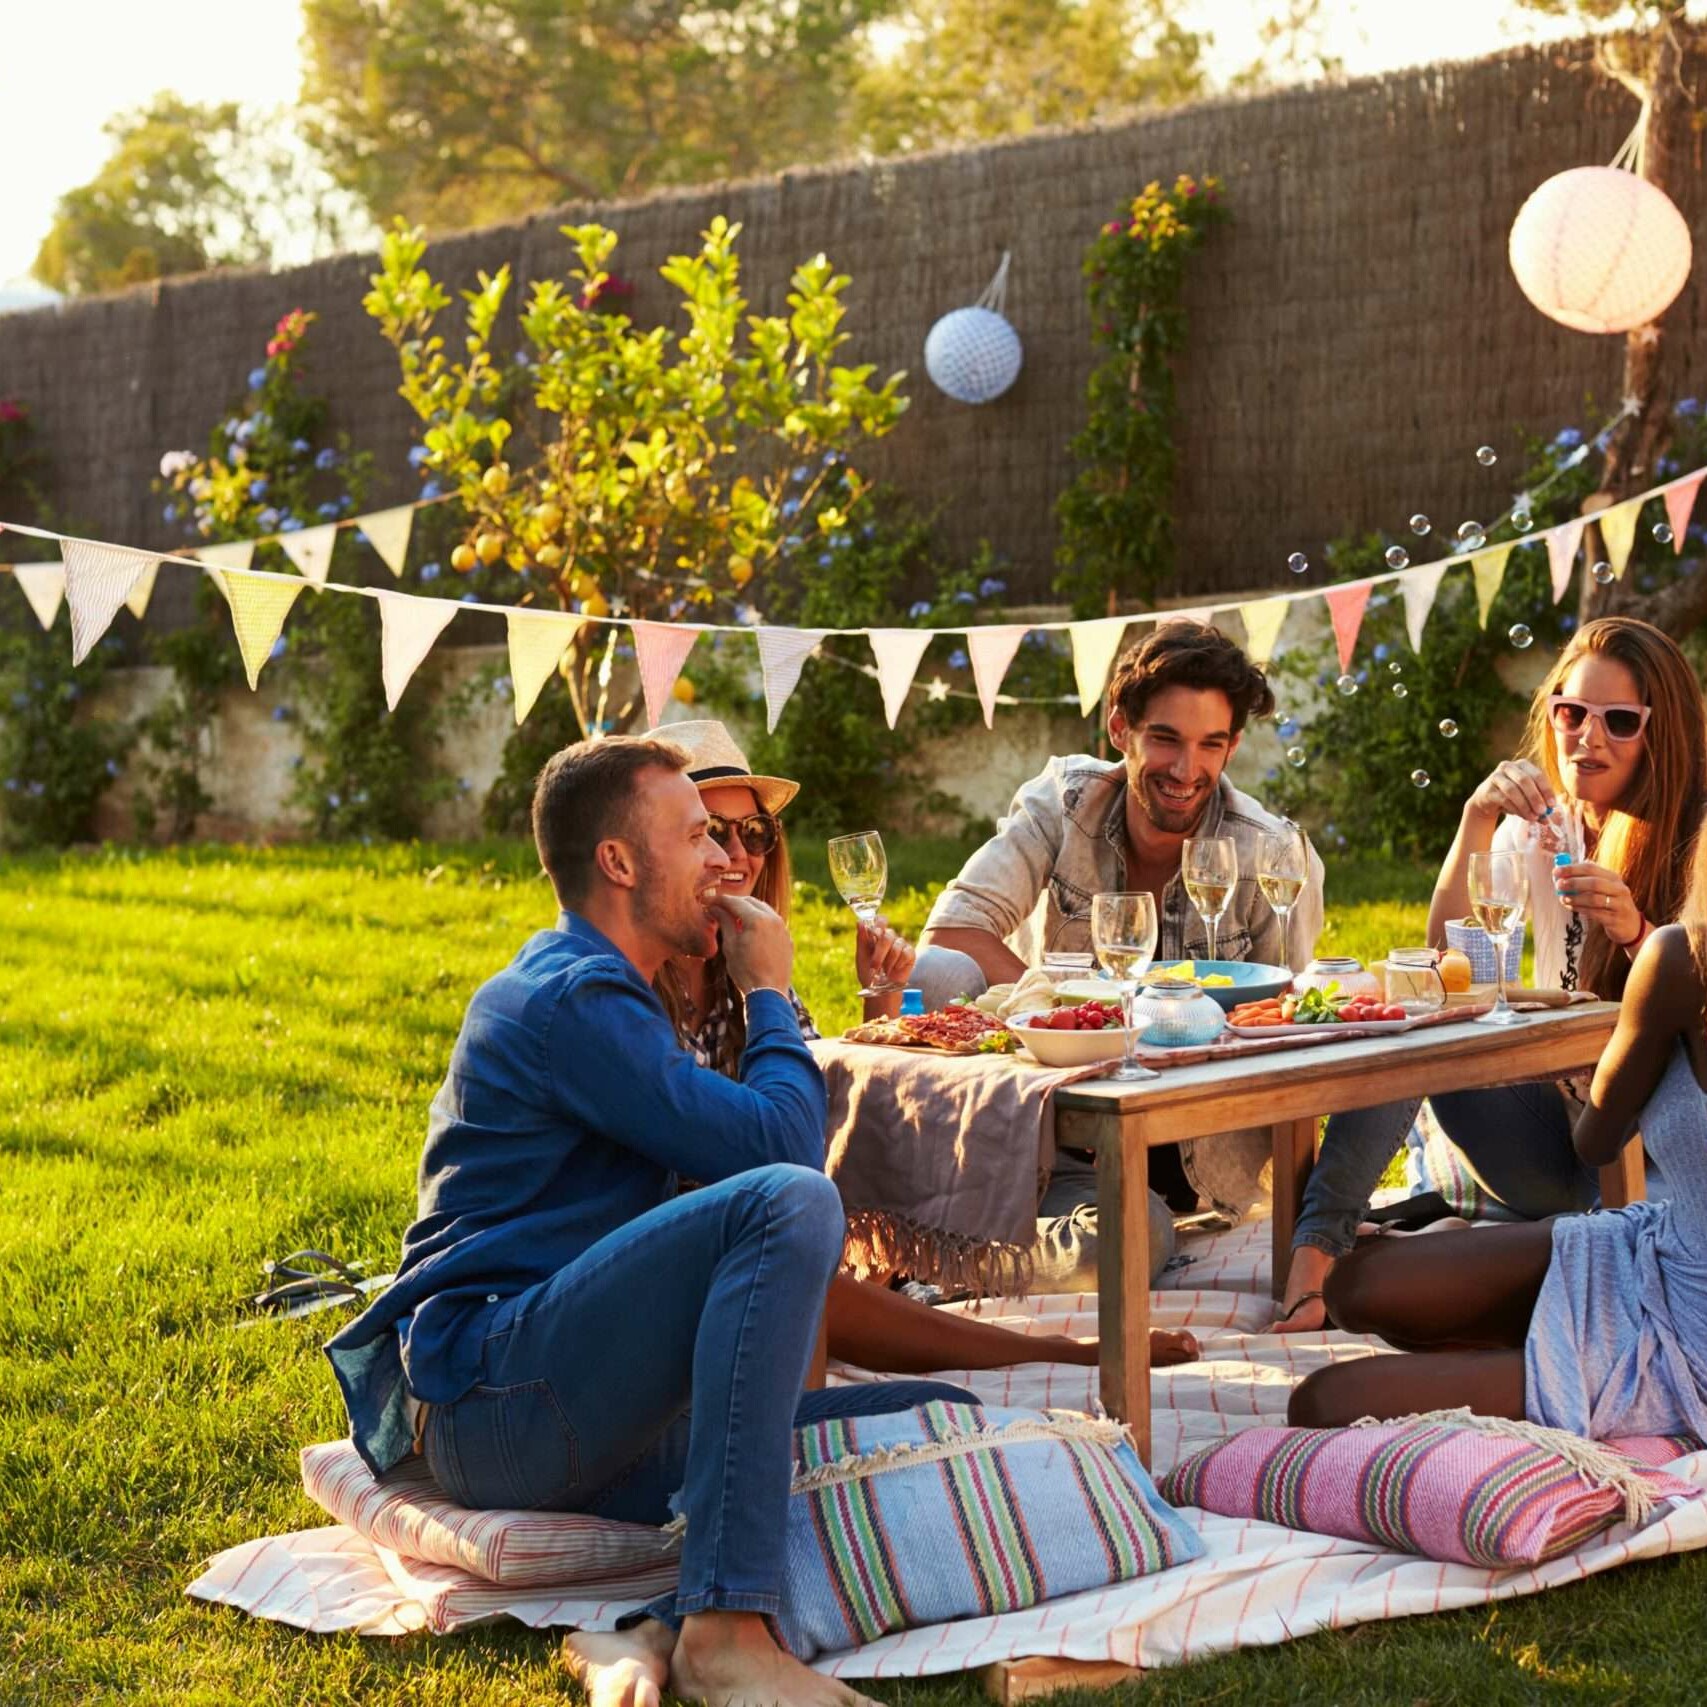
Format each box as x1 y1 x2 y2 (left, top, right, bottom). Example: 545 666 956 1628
1509 166 1692 334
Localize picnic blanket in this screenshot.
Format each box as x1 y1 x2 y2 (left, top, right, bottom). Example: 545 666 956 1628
185 1218 1707 1673
813 1038 1101 1296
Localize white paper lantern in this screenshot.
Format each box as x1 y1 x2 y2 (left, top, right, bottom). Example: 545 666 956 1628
925 253 1023 404
1509 165 1692 334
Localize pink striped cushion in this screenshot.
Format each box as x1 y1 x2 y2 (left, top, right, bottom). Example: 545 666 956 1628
300 1441 680 1589
1159 1423 1699 1569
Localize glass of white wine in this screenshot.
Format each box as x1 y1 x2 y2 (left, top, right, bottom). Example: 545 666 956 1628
1256 821 1308 962
827 831 902 998
1468 848 1528 1027
1090 891 1159 1082
1181 836 1238 961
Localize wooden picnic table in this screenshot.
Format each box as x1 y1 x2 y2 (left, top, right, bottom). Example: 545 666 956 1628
1053 1001 1631 1466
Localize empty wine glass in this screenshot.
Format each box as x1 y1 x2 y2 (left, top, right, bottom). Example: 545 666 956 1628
1181 836 1238 961
1256 822 1308 962
1468 849 1528 1027
1090 891 1159 1082
828 831 901 997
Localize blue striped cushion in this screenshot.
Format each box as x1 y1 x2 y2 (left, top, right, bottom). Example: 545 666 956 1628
772 1401 1200 1660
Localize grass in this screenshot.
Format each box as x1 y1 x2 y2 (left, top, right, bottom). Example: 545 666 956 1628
1 838 1700 1704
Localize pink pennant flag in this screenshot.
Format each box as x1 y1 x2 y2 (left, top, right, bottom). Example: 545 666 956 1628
1545 518 1586 604
966 625 1030 727
867 629 935 728
1322 580 1373 675
631 621 700 729
754 627 826 732
1665 472 1704 553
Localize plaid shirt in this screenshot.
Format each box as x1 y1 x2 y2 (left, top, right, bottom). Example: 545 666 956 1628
684 983 820 1069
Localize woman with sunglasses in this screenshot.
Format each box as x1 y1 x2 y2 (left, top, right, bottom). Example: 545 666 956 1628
655 721 1198 1374
1277 617 1707 1333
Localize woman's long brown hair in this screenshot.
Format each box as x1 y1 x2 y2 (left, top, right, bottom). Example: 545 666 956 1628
654 815 794 1075
1521 616 1707 999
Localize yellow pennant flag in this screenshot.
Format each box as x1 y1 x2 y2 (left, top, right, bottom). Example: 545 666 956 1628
1238 596 1290 667
1599 497 1644 580
215 570 306 689
1472 544 1513 629
506 609 585 725
124 558 161 621
358 506 416 578
1069 616 1130 716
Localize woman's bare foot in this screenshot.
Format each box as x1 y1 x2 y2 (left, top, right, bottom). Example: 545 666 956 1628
561 1619 675 1707
1152 1327 1200 1366
1273 1245 1335 1332
670 1610 883 1707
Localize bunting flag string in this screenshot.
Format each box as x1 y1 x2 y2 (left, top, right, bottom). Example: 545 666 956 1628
1599 496 1644 580
868 630 936 728
1402 561 1450 653
1323 580 1373 675
124 558 161 622
278 522 340 589
378 590 461 712
632 621 701 729
966 625 1030 728
1472 545 1514 629
63 540 156 665
215 569 307 689
1237 597 1290 669
358 507 416 579
1069 616 1131 715
195 540 257 573
1665 473 1704 553
11 560 65 632
505 609 585 725
755 627 826 732
1546 518 1585 604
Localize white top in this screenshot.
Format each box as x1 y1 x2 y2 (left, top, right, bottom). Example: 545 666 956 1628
1491 815 1570 989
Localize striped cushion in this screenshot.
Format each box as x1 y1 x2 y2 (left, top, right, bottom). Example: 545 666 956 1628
300 1440 679 1589
1160 1422 1699 1568
772 1401 1200 1661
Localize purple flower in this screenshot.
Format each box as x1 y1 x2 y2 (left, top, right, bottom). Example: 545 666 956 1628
952 590 976 605
1553 427 1583 449
162 503 179 524
257 507 281 530
908 600 932 619
978 577 1006 598
249 479 269 500
1560 614 1578 632
247 367 268 390
494 675 513 700
26 781 44 797
105 758 121 778
408 445 431 467
1373 642 1390 661
420 481 443 500
460 593 479 604
271 705 293 721
948 648 969 670
316 502 340 520
314 448 339 471
279 516 304 532
1677 398 1701 418
781 498 801 518
270 637 288 659
419 561 441 582
817 552 832 567
327 792 342 809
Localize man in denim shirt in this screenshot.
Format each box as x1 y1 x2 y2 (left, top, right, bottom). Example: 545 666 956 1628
326 735 960 1707
919 620 1325 1248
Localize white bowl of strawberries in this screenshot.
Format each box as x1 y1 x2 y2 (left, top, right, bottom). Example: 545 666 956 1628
1007 998 1138 1067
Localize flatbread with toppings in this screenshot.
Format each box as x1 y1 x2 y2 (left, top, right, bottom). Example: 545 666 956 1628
841 1005 1012 1054
842 1019 922 1048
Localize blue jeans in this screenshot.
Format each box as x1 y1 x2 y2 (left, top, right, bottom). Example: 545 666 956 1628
1034 1148 1175 1288
1293 1085 1598 1259
421 1163 972 1620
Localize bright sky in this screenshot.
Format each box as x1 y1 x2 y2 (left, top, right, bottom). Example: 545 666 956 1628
0 0 1647 290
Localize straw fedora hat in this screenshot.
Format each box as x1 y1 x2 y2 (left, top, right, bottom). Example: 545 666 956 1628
661 720 800 815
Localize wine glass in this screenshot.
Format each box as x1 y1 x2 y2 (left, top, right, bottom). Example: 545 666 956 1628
828 831 901 998
1256 822 1308 964
1181 836 1238 962
1468 849 1528 1028
1090 892 1160 1083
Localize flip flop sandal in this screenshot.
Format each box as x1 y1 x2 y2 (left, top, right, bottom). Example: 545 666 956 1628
262 1248 369 1287
246 1248 387 1316
1273 1290 1325 1326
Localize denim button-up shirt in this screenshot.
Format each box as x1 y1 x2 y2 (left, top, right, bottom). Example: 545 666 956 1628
925 757 1324 973
324 912 827 1476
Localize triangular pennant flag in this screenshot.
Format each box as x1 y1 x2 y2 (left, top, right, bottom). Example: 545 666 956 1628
1545 518 1586 604
11 561 65 632
195 540 256 573
1237 597 1290 668
867 630 935 728
966 625 1030 728
1599 497 1644 580
754 626 825 732
1322 580 1373 674
63 539 154 664
214 570 305 689
358 505 416 579
378 591 461 713
1665 473 1704 553
124 558 161 621
632 621 700 729
1472 544 1513 629
278 522 340 588
1400 562 1450 652
505 609 585 725
1069 616 1129 715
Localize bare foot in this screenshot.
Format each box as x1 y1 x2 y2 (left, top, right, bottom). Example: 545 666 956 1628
561 1619 674 1707
670 1610 883 1707
1273 1244 1335 1333
1151 1328 1199 1366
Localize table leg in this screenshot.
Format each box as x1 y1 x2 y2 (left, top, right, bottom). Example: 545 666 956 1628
1095 1116 1152 1465
1600 1137 1647 1210
1270 1117 1318 1303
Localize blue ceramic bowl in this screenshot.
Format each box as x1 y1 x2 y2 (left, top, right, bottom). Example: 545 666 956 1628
1184 960 1294 1011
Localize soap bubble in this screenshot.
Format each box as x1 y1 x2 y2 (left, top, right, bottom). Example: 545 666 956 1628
1336 673 1359 696
1276 715 1300 740
1654 522 1675 545
1513 507 1534 532
1592 560 1615 584
1411 769 1431 787
1287 551 1308 574
1439 718 1459 738
1508 623 1534 649
1476 445 1497 466
1286 745 1308 767
1409 514 1431 536
1388 660 1403 674
1385 546 1409 570
1457 521 1486 551
1392 683 1409 699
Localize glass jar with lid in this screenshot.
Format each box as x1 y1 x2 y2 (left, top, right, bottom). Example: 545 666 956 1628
1130 978 1227 1048
1293 956 1381 1001
1384 948 1447 1015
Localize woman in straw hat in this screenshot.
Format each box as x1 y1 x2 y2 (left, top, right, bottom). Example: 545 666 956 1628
654 721 1196 1374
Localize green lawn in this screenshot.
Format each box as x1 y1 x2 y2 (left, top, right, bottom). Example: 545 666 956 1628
2 840 1701 1704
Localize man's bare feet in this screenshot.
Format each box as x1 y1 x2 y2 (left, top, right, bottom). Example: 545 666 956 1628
561 1619 674 1707
1273 1244 1335 1333
670 1610 883 1707
1151 1327 1200 1366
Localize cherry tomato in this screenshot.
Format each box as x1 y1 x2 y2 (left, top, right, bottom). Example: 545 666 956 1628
1381 1004 1407 1022
1050 1010 1080 1030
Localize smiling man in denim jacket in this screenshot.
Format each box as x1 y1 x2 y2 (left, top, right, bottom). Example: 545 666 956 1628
918 619 1325 1250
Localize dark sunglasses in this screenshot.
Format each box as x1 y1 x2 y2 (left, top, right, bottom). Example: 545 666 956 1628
706 812 781 856
1546 694 1651 743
